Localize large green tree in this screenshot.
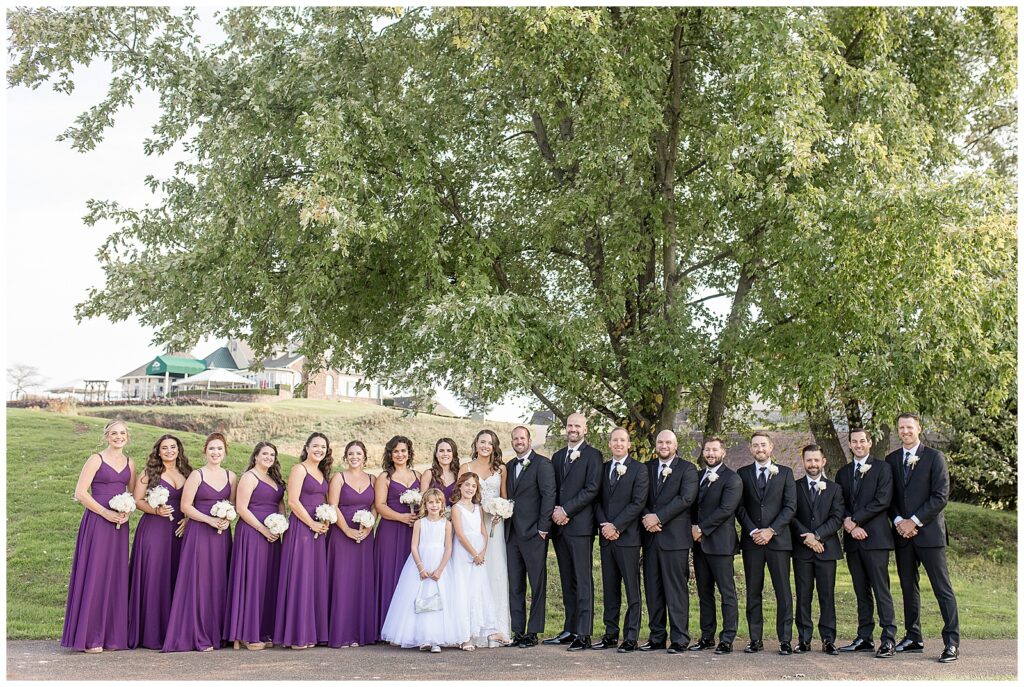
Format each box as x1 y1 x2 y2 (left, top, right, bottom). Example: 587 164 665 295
8 7 1016 458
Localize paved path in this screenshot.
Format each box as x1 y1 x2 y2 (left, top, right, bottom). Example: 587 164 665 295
7 639 1016 680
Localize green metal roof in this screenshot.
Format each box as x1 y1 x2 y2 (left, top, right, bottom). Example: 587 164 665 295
146 355 207 376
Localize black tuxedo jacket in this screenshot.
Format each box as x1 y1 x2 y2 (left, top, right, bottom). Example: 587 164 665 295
886 445 949 548
504 451 556 541
835 457 894 551
790 477 845 561
737 462 797 551
641 456 699 551
552 442 603 537
691 465 741 556
595 456 649 548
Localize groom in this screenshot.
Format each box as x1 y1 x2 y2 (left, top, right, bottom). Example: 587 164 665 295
505 425 556 648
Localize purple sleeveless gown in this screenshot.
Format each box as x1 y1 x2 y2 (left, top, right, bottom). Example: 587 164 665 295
61 458 131 651
430 476 457 505
374 478 416 631
161 471 233 652
327 478 378 646
273 468 329 647
224 478 285 644
127 477 185 649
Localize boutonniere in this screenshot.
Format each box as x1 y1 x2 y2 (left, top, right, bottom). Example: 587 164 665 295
816 480 827 492
521 457 531 470
859 462 872 475
615 463 627 476
707 472 719 483
767 463 779 477
662 467 673 478
569 449 580 462
906 455 920 469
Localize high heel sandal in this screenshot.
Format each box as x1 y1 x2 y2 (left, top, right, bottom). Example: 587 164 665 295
460 642 476 652
84 647 103 654
245 642 266 651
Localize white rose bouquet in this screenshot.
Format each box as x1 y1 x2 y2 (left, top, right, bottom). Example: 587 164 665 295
145 485 172 520
210 500 236 534
314 503 337 539
399 488 422 513
483 496 514 537
108 492 136 530
352 509 375 543
264 513 289 537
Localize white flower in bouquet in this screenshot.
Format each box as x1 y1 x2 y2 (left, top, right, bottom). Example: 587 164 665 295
399 488 422 513
145 485 172 520
483 496 514 537
352 509 375 543
767 463 779 477
264 513 289 537
615 463 627 477
816 480 827 492
569 449 580 462
210 500 236 535
108 492 136 530
314 503 337 539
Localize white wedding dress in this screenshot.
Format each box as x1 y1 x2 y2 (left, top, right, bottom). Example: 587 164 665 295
479 472 511 643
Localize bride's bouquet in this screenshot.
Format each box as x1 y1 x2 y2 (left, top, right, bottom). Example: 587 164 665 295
483 496 514 537
145 484 172 520
210 500 236 534
399 488 422 514
352 509 375 543
314 503 337 539
264 513 288 538
108 492 136 530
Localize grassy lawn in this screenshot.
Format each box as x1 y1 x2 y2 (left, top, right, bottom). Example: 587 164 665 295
7 407 1017 641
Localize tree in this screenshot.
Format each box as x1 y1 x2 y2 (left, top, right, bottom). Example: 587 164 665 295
8 7 1016 458
7 364 45 400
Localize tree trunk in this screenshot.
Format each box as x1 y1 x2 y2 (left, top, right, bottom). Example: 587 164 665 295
804 399 848 479
704 263 755 435
870 422 892 461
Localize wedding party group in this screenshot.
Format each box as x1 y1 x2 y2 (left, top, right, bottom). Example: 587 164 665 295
60 411 960 664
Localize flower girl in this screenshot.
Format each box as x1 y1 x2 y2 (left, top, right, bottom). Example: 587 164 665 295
449 472 501 650
380 488 460 652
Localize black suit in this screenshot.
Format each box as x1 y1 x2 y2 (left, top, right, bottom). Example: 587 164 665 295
505 450 556 636
790 476 844 645
595 455 649 642
886 445 960 647
691 464 741 644
835 457 896 644
552 442 603 637
737 462 797 644
641 456 698 645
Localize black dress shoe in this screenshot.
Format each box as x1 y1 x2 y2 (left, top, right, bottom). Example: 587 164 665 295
617 640 638 653
895 638 925 653
590 636 618 650
518 633 538 648
823 641 839 656
667 642 687 654
567 635 591 652
714 642 733 654
543 631 575 646
778 641 793 655
839 638 874 652
639 640 666 652
689 638 716 651
793 641 811 654
744 640 764 653
875 641 895 658
938 645 959 663
510 632 525 646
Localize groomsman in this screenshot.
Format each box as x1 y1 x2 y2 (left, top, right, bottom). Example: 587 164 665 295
737 432 797 655
790 444 845 655
592 427 649 653
546 412 603 651
640 430 699 653
835 428 897 658
886 413 961 663
690 436 742 655
505 426 556 648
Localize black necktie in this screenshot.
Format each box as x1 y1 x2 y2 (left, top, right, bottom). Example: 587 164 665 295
562 450 572 478
853 463 862 499
610 462 621 486
903 451 911 483
757 467 767 495
809 480 819 507
510 458 520 488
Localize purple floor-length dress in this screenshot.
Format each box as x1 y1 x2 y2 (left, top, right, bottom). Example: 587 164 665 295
327 478 378 647
224 477 285 645
61 458 131 651
161 470 233 652
374 477 417 631
430 476 457 505
127 478 185 649
273 466 329 647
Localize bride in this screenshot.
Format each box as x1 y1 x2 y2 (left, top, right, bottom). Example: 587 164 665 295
458 429 512 645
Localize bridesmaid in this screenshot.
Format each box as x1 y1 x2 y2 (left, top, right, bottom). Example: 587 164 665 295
61 419 137 652
374 435 421 631
224 441 285 650
419 438 460 506
326 440 378 647
162 433 237 652
273 432 332 649
128 434 191 649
